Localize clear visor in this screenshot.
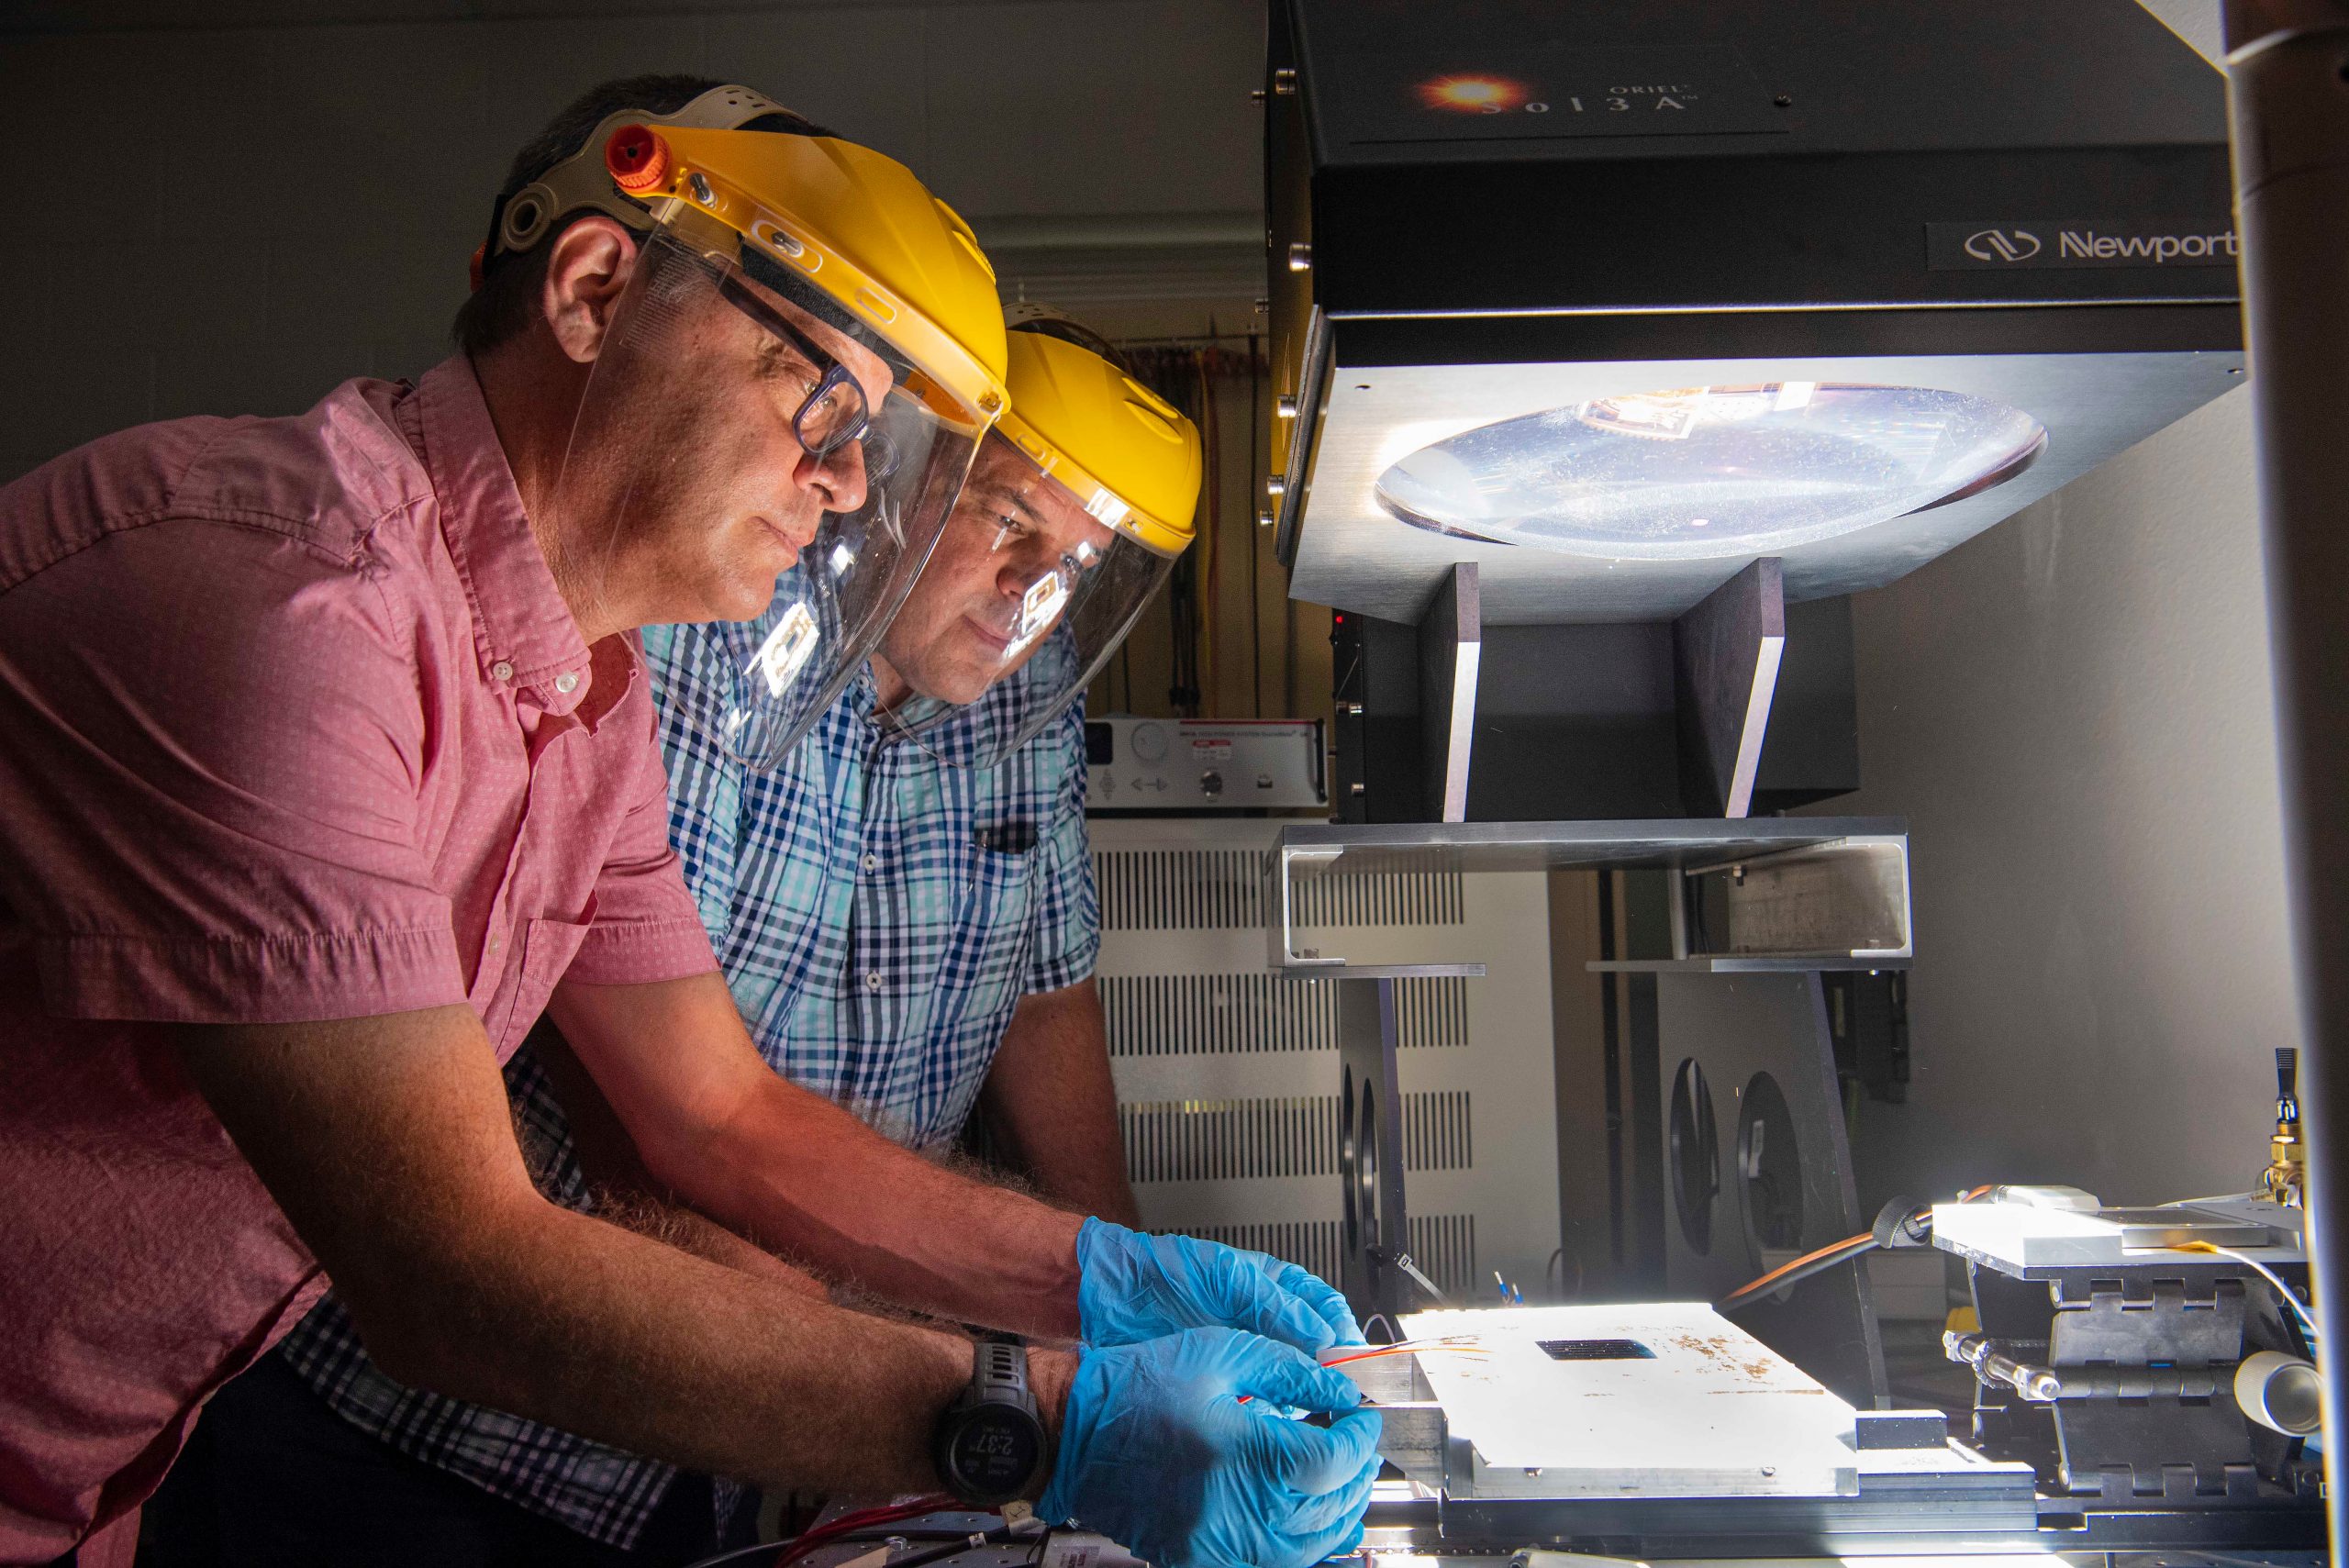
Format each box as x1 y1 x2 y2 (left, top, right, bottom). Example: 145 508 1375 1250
551 225 986 769
873 431 1180 768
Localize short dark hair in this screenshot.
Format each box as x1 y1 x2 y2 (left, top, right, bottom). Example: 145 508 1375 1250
453 73 833 358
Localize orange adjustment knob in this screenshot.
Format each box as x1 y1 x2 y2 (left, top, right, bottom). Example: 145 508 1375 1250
605 124 671 193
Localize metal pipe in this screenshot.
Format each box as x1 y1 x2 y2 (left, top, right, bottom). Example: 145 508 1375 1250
1943 1331 2063 1403
2221 5 2349 1558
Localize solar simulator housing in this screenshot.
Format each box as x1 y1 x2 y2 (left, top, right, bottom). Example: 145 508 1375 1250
1265 0 2244 628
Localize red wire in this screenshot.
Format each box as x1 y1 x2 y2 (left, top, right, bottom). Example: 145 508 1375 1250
774 1504 938 1568
1237 1340 1489 1403
1319 1342 1485 1369
774 1495 959 1567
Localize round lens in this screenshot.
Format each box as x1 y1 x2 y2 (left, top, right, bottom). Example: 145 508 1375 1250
1374 383 2046 560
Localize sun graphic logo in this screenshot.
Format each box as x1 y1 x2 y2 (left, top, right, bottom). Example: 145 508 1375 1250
1417 73 1530 113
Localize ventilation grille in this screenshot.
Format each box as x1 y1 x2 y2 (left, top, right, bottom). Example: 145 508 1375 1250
1407 1213 1479 1297
1121 1092 1473 1184
1180 1220 1343 1286
1291 855 1463 929
1092 849 1463 931
1174 1215 1481 1299
1097 849 1263 931
1122 1096 1334 1184
1401 1090 1474 1172
1388 973 1471 1051
1101 973 1469 1057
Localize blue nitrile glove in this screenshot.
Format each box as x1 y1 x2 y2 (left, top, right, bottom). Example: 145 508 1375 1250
1075 1217 1363 1356
1039 1327 1385 1568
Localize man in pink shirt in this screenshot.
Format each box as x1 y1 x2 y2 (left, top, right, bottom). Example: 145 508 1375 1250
0 78 1375 1568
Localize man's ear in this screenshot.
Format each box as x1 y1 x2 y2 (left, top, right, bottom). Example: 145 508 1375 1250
540 217 639 366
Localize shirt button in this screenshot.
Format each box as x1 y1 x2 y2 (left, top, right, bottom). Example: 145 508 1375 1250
864 970 883 991
862 852 878 873
554 672 579 695
492 660 515 683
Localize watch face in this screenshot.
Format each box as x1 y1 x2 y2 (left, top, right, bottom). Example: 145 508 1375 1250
953 1409 1043 1498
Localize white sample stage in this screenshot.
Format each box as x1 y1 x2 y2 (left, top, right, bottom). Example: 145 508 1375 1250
1398 1304 1898 1499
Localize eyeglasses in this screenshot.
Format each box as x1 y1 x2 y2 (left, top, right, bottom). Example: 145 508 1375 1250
718 272 894 476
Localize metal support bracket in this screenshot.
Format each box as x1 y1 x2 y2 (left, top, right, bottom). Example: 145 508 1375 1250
1421 562 1481 823
1337 977 1417 1318
1674 557 1786 818
1264 840 1486 978
1269 819 1909 976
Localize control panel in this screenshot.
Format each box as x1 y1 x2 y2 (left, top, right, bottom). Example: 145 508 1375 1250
1085 717 1325 813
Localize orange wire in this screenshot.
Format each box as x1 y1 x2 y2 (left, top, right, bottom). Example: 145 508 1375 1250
1719 1231 1873 1305
1720 1188 1991 1307
1319 1342 1487 1369
1237 1340 1489 1404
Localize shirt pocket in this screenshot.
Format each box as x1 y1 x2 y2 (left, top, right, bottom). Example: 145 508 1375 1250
929 844 1040 1071
484 914 594 1062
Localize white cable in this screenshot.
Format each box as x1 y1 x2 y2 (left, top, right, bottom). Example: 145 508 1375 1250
2158 1192 2266 1208
2195 1243 2321 1340
679 1543 784 1568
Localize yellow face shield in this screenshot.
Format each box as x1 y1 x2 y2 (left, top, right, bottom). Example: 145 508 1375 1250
533 104 1009 769
874 320 1202 768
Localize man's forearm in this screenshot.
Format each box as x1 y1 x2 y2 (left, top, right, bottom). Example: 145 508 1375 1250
554 975 1086 1340
692 1084 1086 1337
177 1005 1062 1496
522 1020 829 1299
981 982 1141 1227
589 1184 831 1299
384 1195 995 1491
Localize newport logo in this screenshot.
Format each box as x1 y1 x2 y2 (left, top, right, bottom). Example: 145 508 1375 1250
2057 228 2239 263
1929 217 2238 271
1964 228 2041 262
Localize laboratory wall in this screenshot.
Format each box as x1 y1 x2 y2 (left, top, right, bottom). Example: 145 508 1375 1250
0 0 1324 728
1816 0 2299 1213
1830 384 2299 1212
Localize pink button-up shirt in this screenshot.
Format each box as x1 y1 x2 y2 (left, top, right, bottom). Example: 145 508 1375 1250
0 358 719 1562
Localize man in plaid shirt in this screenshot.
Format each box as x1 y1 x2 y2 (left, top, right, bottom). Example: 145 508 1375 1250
157 310 1194 1564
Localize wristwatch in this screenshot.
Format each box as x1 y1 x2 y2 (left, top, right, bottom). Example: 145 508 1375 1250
931 1339 1049 1507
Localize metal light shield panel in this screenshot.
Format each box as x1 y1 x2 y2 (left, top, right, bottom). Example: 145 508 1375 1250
1297 351 2241 624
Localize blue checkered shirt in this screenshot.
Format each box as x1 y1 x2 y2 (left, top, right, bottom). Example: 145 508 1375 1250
276 619 1100 1549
